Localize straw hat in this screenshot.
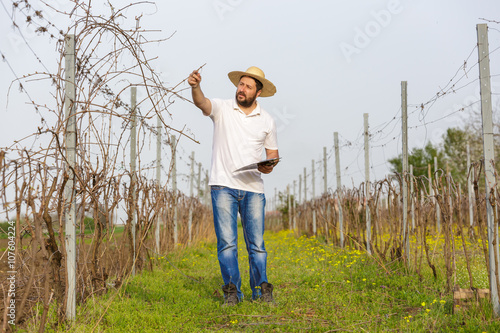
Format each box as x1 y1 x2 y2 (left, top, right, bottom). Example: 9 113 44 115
228 66 276 97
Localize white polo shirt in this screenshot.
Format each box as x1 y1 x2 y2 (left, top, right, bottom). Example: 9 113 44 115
207 98 278 193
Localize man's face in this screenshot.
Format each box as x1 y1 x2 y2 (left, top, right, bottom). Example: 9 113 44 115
235 76 261 108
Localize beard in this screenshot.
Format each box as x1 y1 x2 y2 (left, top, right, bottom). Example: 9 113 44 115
235 91 257 108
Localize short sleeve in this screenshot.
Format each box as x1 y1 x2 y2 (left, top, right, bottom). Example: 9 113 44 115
264 117 278 150
209 98 223 121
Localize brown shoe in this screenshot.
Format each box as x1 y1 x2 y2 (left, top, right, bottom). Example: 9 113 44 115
222 283 239 306
260 282 274 303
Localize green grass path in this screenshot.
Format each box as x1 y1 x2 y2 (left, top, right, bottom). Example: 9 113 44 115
53 230 498 332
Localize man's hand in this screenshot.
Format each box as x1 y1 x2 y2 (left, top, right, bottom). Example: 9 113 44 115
188 70 201 89
258 162 277 174
258 149 279 174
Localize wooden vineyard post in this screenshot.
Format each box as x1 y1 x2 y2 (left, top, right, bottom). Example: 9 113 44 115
467 141 474 227
477 23 500 316
323 147 329 240
364 113 371 255
188 152 194 244
130 86 137 276
401 81 409 261
155 113 162 253
312 159 316 235
64 34 76 320
171 135 178 245
334 132 344 248
434 156 441 232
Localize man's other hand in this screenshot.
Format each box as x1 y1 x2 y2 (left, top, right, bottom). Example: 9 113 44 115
188 70 201 88
258 162 278 174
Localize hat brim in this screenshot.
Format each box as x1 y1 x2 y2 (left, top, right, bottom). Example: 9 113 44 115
228 71 276 97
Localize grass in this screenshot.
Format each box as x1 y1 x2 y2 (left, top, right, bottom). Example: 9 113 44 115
0 221 15 239
21 229 500 332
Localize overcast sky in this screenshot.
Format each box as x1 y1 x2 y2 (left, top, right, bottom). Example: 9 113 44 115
1 0 500 205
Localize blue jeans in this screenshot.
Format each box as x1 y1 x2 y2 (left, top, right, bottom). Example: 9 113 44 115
211 186 268 300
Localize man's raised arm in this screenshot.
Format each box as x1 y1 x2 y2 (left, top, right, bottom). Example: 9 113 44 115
188 70 212 116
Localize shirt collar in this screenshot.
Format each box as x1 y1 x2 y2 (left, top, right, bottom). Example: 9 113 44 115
232 99 261 117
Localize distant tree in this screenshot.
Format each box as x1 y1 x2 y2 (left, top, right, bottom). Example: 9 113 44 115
388 125 498 189
442 127 471 186
388 142 443 179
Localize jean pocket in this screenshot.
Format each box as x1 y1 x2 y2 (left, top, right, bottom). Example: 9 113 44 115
211 185 226 191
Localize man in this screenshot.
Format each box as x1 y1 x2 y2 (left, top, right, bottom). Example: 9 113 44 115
188 66 279 306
